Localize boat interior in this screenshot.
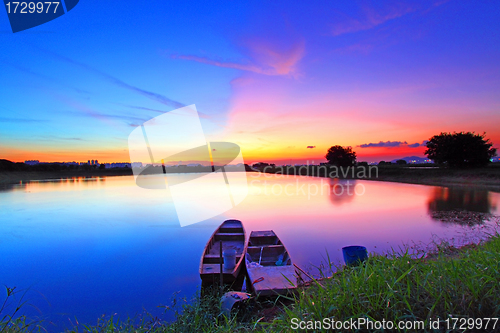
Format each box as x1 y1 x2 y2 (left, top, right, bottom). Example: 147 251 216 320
202 220 245 266
247 230 291 266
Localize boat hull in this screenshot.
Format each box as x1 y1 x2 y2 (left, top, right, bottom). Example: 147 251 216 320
246 230 298 296
200 219 246 285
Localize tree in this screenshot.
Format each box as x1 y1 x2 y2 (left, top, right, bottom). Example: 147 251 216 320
325 146 356 167
396 159 407 165
425 132 496 168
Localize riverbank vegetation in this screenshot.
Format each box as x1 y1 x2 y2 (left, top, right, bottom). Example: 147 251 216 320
0 159 256 185
3 232 499 332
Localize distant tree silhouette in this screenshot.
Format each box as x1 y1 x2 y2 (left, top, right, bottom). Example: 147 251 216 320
99 163 106 170
425 132 496 168
325 146 356 167
396 159 407 165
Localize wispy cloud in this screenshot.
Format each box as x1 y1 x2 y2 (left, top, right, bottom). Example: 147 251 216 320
116 104 168 114
359 141 407 148
306 146 316 149
331 3 416 37
359 140 427 148
6 61 90 94
0 117 47 123
37 135 85 141
170 39 305 77
37 48 185 109
117 103 211 119
55 98 151 128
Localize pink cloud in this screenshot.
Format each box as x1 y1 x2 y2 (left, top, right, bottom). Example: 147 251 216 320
170 39 305 77
331 3 416 36
173 54 276 75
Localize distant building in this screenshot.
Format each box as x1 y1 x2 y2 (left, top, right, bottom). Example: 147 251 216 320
24 160 39 165
131 162 143 168
104 162 131 169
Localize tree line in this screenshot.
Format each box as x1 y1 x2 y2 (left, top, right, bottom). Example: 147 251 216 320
326 132 497 168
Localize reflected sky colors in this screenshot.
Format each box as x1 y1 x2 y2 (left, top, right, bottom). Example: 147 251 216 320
1 174 499 329
1 1 499 163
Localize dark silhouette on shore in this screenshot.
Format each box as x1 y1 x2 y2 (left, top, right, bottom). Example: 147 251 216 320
425 132 496 168
325 145 357 167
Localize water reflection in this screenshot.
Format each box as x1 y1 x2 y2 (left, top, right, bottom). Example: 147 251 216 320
0 183 18 192
0 177 107 193
328 178 357 206
427 187 496 225
1 174 499 330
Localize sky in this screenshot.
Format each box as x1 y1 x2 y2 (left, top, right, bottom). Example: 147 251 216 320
1 0 499 164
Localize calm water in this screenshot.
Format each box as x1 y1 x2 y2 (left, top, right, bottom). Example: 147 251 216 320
1 173 499 330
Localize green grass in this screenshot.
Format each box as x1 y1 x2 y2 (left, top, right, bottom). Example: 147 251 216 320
3 236 500 332
0 287 43 333
268 234 500 332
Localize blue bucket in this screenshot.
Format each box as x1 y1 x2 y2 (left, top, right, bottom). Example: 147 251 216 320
342 246 368 266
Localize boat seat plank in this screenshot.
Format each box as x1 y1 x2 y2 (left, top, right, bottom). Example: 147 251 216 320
201 263 237 275
203 254 241 264
250 230 275 237
216 232 245 237
215 233 245 241
248 245 284 251
207 240 244 256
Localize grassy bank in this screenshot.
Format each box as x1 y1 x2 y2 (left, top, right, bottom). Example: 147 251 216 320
4 234 499 332
268 235 500 332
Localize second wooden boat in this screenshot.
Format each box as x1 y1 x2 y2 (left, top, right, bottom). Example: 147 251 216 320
245 230 297 296
200 219 246 284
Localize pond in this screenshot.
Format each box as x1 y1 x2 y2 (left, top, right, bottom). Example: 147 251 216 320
0 173 498 330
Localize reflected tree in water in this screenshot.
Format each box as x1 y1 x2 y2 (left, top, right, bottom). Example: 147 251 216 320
427 187 496 225
328 178 356 206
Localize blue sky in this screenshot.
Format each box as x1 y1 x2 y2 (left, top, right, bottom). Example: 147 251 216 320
1 0 499 163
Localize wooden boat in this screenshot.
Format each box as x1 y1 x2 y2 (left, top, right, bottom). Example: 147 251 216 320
245 230 297 296
200 219 246 284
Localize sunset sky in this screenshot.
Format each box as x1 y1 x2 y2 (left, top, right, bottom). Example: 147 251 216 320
1 0 499 164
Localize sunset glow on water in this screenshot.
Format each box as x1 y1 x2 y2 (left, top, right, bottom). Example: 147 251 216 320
1 174 498 329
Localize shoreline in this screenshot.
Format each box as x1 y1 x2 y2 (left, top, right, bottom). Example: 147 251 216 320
363 174 500 192
2 165 500 192
0 169 133 187
255 164 500 193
